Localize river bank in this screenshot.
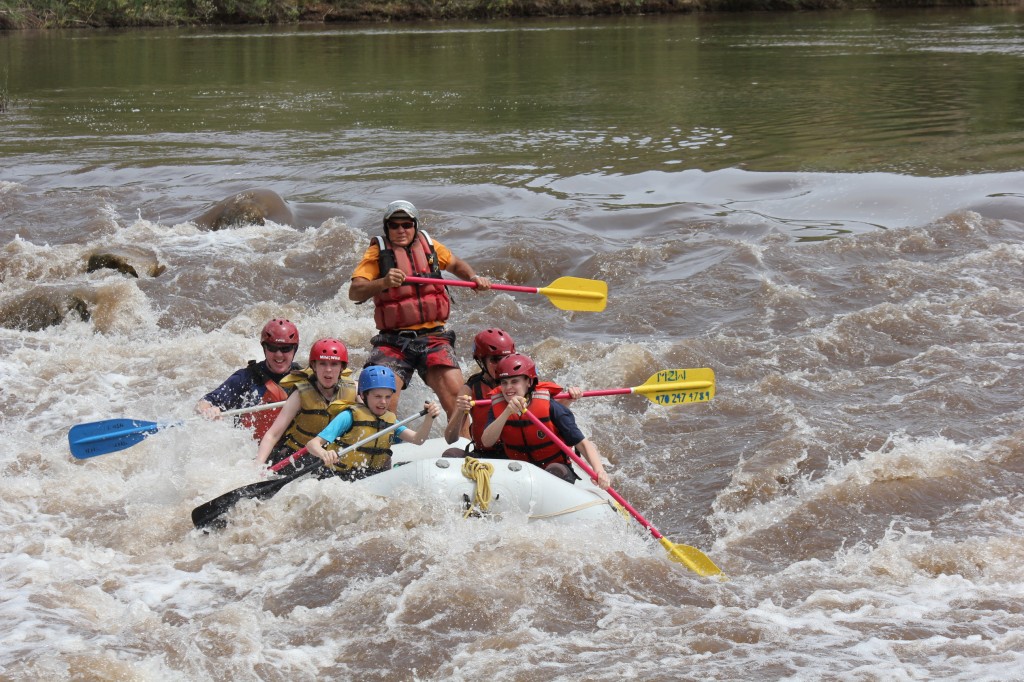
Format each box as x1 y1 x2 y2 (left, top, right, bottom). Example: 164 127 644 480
1 0 1019 29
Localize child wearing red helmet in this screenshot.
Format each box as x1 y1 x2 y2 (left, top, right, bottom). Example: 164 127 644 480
481 354 610 489
256 338 357 473
442 327 518 458
443 329 584 458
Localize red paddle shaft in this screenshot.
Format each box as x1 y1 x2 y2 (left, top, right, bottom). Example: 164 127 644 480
522 410 669 542
269 446 308 472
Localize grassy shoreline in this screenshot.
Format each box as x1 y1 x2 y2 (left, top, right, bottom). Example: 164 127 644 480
0 0 1019 29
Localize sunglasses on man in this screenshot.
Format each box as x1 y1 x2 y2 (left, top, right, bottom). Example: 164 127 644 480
263 343 297 354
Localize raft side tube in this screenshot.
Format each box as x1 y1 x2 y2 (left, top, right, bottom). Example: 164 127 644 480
354 456 617 523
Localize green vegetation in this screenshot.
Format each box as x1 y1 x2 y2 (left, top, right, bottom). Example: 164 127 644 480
0 0 1018 29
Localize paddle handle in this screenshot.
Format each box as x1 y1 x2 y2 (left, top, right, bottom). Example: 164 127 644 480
220 401 287 418
521 410 666 541
269 408 429 473
404 275 536 294
470 378 716 407
70 401 290 449
472 388 630 408
407 275 602 300
77 401 289 442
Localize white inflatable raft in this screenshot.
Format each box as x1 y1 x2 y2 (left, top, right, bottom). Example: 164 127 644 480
353 437 620 523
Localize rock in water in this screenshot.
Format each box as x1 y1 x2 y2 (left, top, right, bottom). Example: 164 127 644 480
191 189 294 230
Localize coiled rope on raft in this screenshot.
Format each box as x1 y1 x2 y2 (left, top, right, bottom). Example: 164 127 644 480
460 457 621 520
461 456 494 517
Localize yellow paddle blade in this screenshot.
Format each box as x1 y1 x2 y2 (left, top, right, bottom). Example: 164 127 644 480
538 276 608 312
660 537 724 578
634 368 716 405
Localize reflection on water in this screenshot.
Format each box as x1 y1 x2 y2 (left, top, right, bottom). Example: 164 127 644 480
4 9 1023 246
3 10 1024 186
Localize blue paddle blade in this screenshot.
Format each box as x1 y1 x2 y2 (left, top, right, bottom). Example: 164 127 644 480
68 419 163 459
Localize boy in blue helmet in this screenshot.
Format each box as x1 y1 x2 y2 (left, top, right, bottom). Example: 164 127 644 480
306 366 440 481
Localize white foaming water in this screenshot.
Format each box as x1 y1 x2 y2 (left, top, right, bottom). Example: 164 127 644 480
4 244 1024 679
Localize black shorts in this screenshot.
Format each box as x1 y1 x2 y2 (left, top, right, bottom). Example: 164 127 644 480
366 328 458 388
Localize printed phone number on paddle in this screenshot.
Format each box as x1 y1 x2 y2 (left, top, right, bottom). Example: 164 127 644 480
653 391 712 405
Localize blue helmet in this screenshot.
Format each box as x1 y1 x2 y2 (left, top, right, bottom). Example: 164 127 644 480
359 366 397 394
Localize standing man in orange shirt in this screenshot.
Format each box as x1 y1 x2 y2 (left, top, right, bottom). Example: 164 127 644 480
349 200 492 418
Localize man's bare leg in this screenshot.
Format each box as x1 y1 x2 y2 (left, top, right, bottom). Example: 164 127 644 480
426 365 468 437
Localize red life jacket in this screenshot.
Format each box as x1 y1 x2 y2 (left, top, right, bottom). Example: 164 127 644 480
372 231 450 331
467 372 503 457
489 382 568 468
238 362 291 440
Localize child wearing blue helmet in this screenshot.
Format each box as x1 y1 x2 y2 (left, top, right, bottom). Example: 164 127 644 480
306 366 440 480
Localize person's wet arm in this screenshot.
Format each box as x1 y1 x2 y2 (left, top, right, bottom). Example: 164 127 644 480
195 367 257 417
306 436 335 466
576 438 610 490
556 385 582 407
444 388 473 444
255 392 301 464
399 402 441 445
307 410 353 467
446 254 491 291
481 395 526 446
194 399 221 419
194 375 239 418
349 243 397 302
350 269 406 301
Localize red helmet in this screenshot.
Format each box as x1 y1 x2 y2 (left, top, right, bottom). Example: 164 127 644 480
473 328 516 360
309 338 348 365
261 318 298 345
495 353 537 381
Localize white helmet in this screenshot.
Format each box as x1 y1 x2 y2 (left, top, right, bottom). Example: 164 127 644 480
383 200 419 232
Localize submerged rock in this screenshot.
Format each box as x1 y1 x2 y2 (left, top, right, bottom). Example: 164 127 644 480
86 246 166 278
0 286 91 331
191 189 295 230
